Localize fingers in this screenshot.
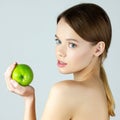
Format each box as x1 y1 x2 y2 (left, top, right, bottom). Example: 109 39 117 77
4 62 35 98
4 62 17 90
10 80 34 97
4 62 17 80
8 79 26 96
10 80 25 95
8 80 19 92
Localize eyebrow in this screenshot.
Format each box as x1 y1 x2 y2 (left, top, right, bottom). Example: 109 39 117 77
55 34 79 43
55 34 59 38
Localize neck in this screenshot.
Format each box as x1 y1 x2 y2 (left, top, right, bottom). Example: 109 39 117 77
73 57 101 82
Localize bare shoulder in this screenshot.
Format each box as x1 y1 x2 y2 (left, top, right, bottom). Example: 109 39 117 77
51 80 105 98
51 79 107 108
41 80 81 119
50 80 88 103
50 80 74 97
51 80 83 93
43 80 108 120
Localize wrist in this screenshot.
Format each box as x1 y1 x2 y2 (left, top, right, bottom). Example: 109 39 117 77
23 88 36 120
24 88 35 102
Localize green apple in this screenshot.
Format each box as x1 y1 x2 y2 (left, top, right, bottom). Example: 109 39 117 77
12 64 34 86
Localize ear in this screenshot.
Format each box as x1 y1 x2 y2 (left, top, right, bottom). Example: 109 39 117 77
93 41 105 57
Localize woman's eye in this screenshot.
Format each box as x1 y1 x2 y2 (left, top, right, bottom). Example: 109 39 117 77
69 43 77 48
55 39 61 45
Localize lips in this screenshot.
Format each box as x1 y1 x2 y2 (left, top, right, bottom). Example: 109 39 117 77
57 60 67 67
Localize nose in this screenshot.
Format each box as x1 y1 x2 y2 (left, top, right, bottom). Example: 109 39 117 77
56 45 66 58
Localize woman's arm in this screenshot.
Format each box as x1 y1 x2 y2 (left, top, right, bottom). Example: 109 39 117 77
41 82 73 120
5 63 74 120
5 62 36 120
24 90 36 120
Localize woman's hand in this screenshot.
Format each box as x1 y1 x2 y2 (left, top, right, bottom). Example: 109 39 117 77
5 62 36 120
4 62 35 100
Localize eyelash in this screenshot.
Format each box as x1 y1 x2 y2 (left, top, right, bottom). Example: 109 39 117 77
55 39 61 45
69 43 77 48
55 39 77 48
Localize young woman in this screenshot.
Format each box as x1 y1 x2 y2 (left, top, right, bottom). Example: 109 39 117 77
5 3 115 120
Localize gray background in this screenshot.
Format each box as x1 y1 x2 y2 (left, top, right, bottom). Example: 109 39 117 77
0 0 119 120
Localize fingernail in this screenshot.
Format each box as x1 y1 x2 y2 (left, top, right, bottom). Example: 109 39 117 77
13 62 17 66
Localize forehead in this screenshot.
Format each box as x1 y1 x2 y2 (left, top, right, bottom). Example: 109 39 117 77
56 18 93 46
56 18 81 39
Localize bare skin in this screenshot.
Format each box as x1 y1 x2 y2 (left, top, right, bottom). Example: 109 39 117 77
41 51 109 120
43 79 108 120
5 63 109 120
5 18 109 120
5 62 36 120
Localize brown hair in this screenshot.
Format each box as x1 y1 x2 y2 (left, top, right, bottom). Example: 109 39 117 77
57 3 115 117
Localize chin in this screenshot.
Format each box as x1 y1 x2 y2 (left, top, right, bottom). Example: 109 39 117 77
58 69 72 74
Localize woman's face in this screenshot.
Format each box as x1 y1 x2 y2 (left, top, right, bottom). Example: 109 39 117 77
55 18 95 74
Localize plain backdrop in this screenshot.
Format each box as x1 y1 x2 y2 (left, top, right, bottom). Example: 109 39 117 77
0 0 119 120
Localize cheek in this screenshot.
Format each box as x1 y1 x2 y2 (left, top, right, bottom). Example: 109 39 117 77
67 49 93 68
